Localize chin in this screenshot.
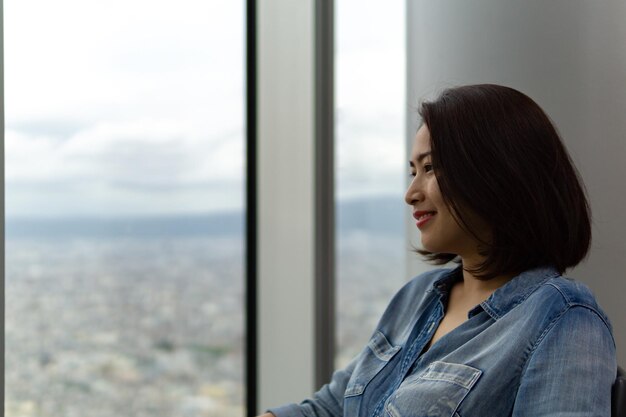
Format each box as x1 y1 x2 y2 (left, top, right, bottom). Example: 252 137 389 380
420 238 453 255
420 240 440 254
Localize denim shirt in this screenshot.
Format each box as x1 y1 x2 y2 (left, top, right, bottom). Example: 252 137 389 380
269 266 617 417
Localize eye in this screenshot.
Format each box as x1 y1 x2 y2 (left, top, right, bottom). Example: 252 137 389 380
423 163 433 173
409 171 416 178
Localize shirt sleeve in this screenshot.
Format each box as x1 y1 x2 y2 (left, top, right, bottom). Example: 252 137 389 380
266 356 357 417
266 274 428 417
512 306 616 417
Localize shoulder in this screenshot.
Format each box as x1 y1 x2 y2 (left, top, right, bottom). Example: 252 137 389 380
514 277 617 415
532 274 613 332
511 273 617 362
487 267 615 348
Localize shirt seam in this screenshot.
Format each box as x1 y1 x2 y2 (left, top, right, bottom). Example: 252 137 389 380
516 303 571 401
518 302 616 389
546 282 614 333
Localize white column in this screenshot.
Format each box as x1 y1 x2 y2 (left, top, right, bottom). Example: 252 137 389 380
257 0 316 412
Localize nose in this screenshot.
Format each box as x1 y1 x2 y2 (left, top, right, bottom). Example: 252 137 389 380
404 177 424 206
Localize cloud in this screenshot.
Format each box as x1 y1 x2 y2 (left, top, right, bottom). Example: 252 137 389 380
4 0 245 217
335 116 405 199
5 0 408 216
5 118 244 216
335 0 407 200
7 118 243 183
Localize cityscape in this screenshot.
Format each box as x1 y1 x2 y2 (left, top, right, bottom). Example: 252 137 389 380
5 205 407 417
5 235 246 417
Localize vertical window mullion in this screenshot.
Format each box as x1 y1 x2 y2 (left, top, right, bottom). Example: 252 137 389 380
245 0 258 415
314 0 336 390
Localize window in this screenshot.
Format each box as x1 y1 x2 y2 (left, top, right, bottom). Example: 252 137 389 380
335 0 407 368
4 1 245 416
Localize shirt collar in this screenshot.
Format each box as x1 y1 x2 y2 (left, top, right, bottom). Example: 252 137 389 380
429 266 464 297
428 265 559 320
478 265 559 319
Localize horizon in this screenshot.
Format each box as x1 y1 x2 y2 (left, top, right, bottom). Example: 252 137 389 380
5 194 405 239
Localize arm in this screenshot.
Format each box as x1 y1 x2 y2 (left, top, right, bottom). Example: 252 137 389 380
265 357 358 417
512 306 616 416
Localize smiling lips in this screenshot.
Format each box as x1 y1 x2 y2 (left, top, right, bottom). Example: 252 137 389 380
413 211 436 228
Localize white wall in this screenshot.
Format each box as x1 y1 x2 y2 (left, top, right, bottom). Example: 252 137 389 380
406 0 626 365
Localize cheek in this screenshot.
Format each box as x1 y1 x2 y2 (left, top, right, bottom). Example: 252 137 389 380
427 181 445 206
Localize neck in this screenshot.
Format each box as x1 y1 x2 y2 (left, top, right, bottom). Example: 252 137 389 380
459 257 515 298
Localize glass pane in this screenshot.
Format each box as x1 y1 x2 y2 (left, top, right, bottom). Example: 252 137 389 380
335 0 407 368
4 1 245 416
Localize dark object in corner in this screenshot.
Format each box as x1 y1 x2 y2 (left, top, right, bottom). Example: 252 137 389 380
613 366 626 417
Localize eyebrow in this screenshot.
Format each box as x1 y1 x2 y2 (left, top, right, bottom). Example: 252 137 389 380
409 151 432 167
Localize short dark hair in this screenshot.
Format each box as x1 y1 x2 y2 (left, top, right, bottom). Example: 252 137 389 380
417 84 591 279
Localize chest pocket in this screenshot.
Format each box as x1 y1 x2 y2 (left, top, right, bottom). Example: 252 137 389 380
344 331 401 401
384 361 482 417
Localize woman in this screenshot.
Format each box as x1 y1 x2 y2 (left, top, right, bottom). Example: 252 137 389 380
261 84 617 417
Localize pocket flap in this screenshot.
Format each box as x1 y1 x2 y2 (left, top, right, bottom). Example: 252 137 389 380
368 331 401 361
420 361 482 390
344 331 401 397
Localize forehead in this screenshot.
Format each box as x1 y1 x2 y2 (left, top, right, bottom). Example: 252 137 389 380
410 125 432 160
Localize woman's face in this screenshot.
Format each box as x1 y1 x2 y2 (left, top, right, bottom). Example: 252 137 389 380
405 125 486 259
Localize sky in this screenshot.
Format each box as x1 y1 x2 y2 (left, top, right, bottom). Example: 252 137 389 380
4 0 405 218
